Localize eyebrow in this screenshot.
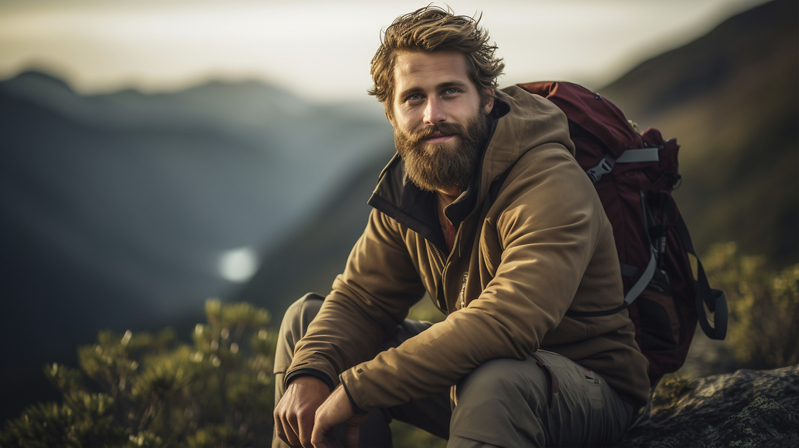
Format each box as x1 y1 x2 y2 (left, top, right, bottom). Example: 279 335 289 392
397 80 470 100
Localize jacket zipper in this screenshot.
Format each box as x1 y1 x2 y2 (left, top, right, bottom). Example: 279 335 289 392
433 247 449 313
459 272 468 309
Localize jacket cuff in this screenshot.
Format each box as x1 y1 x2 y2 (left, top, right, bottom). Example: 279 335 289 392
339 374 369 415
284 368 335 392
339 367 375 414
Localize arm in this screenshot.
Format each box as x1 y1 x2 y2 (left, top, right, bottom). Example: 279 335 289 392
341 147 605 411
278 209 425 447
283 207 427 399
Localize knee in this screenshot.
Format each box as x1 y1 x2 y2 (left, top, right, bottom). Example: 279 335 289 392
450 359 550 446
455 358 547 408
278 293 324 342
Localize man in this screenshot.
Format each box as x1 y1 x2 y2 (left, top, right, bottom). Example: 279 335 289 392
273 6 650 448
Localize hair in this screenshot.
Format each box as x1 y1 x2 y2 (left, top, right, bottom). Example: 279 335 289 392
368 6 505 117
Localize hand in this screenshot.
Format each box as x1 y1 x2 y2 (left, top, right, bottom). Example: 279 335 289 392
274 376 330 448
311 385 369 448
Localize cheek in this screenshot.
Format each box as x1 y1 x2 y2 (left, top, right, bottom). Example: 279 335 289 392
394 115 417 134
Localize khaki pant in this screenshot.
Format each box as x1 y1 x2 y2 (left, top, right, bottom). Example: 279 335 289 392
273 294 634 448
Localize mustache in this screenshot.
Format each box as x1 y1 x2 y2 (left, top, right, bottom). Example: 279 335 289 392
408 122 467 146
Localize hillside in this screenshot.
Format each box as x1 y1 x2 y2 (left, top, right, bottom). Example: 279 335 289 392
599 0 797 266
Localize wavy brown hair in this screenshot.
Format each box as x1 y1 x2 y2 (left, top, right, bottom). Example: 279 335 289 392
368 6 505 117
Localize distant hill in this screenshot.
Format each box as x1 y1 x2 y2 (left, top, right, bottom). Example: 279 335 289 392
235 147 393 316
599 0 797 266
0 72 392 422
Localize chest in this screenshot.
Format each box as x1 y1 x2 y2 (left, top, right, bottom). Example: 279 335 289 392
410 208 502 314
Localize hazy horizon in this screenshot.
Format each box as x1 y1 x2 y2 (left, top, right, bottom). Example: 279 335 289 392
0 0 771 102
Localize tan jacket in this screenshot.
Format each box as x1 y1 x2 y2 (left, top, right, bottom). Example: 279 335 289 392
287 86 651 411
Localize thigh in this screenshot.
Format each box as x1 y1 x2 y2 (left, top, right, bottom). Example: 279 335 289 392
534 351 633 447
449 352 634 448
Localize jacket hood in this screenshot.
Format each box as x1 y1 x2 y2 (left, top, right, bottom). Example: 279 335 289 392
478 86 575 199
368 85 575 251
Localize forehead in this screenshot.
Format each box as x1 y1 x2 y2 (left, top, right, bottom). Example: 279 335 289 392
392 51 472 93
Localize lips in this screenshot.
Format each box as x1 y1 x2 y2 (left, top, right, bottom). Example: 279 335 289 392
410 122 465 145
424 132 455 143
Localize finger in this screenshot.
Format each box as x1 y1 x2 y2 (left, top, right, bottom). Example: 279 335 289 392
310 414 332 448
283 414 303 447
297 410 315 448
274 407 290 445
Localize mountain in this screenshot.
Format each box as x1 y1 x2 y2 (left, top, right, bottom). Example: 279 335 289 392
234 147 393 316
598 0 797 266
0 72 392 422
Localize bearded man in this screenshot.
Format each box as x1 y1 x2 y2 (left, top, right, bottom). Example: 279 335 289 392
273 6 650 448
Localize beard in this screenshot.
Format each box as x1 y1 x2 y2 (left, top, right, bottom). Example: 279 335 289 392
394 113 490 193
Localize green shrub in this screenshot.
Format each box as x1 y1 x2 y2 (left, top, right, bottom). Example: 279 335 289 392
0 299 278 448
703 242 799 369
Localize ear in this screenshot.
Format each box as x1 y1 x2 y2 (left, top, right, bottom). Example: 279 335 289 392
482 87 495 114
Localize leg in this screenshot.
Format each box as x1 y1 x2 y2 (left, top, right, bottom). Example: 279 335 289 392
381 320 452 441
448 351 634 448
272 293 451 447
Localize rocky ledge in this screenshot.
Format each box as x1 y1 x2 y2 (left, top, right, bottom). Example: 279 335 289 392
614 365 799 448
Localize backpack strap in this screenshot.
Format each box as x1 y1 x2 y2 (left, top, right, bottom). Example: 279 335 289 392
673 213 729 340
585 147 661 184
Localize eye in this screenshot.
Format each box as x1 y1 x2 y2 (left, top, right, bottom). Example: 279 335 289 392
404 93 424 104
443 87 462 95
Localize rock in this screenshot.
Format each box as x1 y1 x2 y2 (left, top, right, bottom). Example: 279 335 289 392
614 365 799 448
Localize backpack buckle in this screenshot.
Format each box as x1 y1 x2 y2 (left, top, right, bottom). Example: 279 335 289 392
586 156 616 184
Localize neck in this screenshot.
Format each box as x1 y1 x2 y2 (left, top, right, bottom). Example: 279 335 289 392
436 187 461 209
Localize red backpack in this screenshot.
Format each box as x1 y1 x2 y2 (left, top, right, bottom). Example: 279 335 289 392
516 82 728 386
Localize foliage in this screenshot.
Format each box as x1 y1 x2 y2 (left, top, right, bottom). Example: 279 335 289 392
0 299 278 448
390 420 447 448
703 242 799 369
7 244 794 446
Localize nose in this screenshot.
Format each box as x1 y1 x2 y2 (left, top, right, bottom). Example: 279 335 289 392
423 97 446 124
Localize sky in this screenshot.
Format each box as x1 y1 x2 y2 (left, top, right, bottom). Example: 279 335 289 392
0 0 770 103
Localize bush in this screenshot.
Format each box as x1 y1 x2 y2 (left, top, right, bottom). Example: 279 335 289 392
702 242 799 369
0 299 278 448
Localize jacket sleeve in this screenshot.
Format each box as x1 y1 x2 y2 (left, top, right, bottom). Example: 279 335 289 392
339 146 605 411
285 208 427 388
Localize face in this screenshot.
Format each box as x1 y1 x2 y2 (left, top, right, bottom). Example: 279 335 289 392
389 51 494 194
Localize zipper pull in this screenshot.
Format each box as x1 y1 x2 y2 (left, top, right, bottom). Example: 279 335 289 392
459 273 468 309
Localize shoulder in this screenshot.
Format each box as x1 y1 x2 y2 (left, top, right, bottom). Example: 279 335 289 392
490 143 604 234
